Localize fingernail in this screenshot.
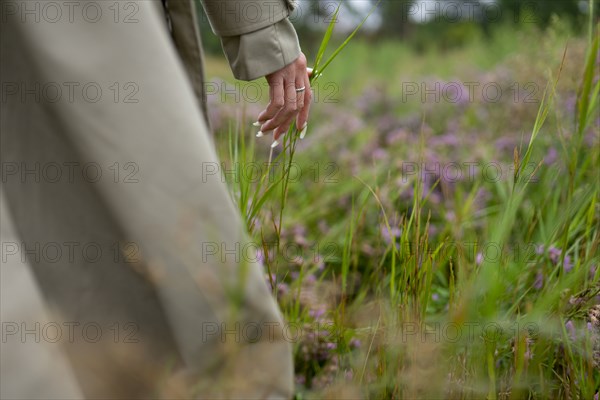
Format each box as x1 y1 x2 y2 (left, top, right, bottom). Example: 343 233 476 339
307 67 313 75
252 121 262 127
257 129 274 138
299 124 308 139
270 140 279 148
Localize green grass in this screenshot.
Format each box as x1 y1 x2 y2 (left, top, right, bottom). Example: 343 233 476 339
207 10 600 399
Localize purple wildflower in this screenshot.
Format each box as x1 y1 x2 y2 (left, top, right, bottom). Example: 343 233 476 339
376 114 397 133
544 147 558 165
548 246 562 264
546 246 573 272
257 248 271 265
565 320 576 341
563 255 573 273
293 224 308 246
386 128 409 145
314 254 325 271
533 271 544 290
495 136 517 152
445 81 470 105
564 94 577 115
473 187 491 210
309 307 326 320
535 244 545 255
476 252 484 266
371 147 388 160
277 282 289 296
265 273 276 287
381 225 401 244
345 369 354 380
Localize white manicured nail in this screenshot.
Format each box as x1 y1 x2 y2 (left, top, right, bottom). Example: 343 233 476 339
299 124 308 139
271 140 279 148
252 121 261 127
307 67 313 75
257 129 274 138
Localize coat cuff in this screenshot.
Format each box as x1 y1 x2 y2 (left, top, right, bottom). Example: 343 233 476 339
220 18 301 81
201 0 291 37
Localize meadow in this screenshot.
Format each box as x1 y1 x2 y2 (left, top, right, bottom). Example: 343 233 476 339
204 16 599 399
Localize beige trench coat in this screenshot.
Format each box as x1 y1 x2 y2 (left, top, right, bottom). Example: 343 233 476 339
1 1 300 398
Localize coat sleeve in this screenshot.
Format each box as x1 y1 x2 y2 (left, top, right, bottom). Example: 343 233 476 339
200 0 301 81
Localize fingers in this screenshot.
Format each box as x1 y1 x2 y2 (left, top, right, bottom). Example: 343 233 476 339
255 54 313 146
256 76 284 135
261 81 297 140
272 82 299 142
295 77 306 111
296 73 312 139
273 77 306 141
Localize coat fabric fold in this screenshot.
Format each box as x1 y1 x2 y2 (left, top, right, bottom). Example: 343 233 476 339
1 1 299 398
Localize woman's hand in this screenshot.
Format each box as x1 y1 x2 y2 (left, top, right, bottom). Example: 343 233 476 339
255 53 312 147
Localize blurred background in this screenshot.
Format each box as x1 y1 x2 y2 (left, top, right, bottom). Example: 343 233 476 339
197 1 599 398
200 0 595 54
